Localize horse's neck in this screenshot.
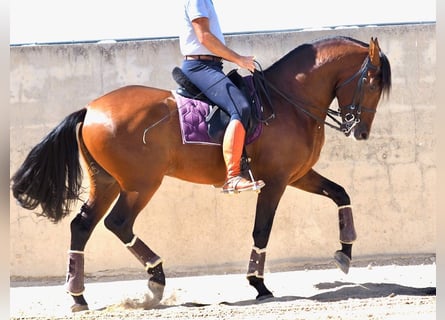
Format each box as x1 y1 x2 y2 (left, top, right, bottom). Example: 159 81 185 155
264 65 334 122
266 44 367 116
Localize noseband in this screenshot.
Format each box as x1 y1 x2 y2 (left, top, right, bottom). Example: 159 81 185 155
332 56 379 134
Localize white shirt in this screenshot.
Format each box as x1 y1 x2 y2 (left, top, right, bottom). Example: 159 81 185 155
179 0 225 56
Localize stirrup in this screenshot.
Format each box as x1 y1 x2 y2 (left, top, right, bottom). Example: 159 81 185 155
221 176 265 194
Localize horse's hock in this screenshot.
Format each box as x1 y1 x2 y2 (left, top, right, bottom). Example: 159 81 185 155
10 23 435 278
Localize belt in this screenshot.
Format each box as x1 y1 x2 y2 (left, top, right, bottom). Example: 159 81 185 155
184 55 223 62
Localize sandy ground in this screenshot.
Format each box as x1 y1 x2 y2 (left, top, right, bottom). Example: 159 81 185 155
10 260 436 320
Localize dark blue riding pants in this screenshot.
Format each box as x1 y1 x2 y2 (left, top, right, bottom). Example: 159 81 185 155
181 60 250 129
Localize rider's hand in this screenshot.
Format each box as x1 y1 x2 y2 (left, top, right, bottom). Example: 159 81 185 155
236 55 256 73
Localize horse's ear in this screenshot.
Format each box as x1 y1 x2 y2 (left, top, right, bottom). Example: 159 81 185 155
369 37 381 67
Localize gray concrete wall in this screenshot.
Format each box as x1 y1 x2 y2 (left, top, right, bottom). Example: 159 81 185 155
10 23 435 278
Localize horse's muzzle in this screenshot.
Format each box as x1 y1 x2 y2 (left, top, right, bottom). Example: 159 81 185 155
353 125 369 140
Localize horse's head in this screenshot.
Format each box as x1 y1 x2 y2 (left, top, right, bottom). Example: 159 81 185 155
335 37 392 140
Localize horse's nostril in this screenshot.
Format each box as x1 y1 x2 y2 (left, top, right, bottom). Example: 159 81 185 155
360 132 369 140
354 129 369 140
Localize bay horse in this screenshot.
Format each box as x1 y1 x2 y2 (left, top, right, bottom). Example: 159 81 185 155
11 36 391 311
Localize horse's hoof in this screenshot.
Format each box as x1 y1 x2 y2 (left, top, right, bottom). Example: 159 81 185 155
334 250 351 274
149 279 165 300
142 280 164 309
71 303 89 312
121 280 165 310
256 292 274 301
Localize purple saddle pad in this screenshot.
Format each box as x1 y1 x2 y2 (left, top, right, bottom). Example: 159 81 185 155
172 85 262 146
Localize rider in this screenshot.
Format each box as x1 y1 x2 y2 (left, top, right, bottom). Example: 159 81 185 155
179 0 265 193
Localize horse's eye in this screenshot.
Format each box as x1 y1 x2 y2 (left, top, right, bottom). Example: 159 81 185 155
367 78 378 91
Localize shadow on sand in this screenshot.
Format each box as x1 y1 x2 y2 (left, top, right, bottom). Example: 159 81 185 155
175 281 435 308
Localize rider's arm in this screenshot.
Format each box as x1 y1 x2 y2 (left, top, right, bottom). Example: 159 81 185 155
191 17 255 72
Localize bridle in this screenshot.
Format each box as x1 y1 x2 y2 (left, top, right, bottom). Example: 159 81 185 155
252 56 380 135
331 56 379 134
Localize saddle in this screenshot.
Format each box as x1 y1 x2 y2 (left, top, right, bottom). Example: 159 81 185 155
171 67 261 144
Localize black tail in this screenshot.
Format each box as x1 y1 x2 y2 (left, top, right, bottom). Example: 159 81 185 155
11 108 88 223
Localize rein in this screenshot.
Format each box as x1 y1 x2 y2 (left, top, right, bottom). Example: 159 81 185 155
142 55 377 142
252 56 378 134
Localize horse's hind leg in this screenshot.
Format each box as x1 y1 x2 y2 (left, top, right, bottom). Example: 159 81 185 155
67 165 120 312
103 183 165 309
291 169 357 274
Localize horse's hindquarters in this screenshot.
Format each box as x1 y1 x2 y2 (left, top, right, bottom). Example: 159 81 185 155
82 85 227 188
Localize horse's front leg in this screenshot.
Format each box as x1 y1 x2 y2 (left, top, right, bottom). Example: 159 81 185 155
292 169 357 274
248 181 287 300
